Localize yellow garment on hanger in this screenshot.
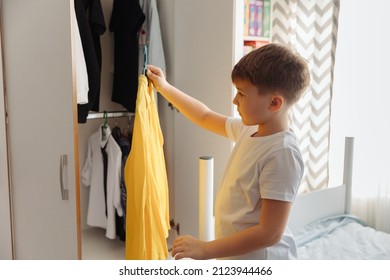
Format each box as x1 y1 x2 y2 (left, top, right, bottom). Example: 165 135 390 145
124 75 170 260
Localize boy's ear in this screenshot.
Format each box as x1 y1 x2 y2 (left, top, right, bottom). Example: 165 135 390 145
268 96 284 111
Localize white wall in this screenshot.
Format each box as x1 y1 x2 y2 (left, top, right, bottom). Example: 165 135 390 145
329 0 390 195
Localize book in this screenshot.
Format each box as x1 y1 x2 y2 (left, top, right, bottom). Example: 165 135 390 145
255 0 263 37
263 0 271 38
244 0 268 39
244 40 269 50
244 0 249 36
248 0 257 36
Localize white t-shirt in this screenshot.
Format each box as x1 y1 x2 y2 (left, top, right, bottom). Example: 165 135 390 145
71 5 89 105
214 117 304 259
81 126 123 239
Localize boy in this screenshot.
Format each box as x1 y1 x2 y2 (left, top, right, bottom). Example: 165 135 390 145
146 43 311 260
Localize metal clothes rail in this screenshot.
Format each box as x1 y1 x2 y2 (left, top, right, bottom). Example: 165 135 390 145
86 111 134 120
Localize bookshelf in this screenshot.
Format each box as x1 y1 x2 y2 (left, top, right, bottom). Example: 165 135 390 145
243 0 271 55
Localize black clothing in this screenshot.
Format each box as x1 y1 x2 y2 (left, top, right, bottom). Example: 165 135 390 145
111 125 132 241
100 139 109 217
75 0 106 123
110 0 145 112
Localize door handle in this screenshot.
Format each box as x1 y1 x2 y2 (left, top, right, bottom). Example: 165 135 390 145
59 154 69 200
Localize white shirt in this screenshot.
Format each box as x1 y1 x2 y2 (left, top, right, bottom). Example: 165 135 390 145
71 5 89 104
82 125 123 239
214 117 304 259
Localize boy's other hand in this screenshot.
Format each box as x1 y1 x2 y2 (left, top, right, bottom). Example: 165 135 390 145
172 235 208 260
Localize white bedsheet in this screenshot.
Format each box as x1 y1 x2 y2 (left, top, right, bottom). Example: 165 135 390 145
295 215 390 259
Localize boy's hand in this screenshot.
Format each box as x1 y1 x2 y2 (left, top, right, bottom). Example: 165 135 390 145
172 235 208 260
146 65 169 93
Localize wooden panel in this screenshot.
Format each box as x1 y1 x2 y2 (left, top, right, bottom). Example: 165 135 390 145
0 7 13 259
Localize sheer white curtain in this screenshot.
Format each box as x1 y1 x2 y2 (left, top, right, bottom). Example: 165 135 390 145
329 0 390 233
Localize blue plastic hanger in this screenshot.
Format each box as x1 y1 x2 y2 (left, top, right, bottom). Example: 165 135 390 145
142 45 148 76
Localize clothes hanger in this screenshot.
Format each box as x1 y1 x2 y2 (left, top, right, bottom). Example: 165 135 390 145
142 45 148 76
101 111 109 141
103 111 108 128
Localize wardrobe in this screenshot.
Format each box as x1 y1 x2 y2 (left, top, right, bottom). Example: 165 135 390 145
0 0 244 259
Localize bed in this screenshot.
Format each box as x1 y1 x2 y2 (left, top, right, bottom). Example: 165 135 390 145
288 137 390 259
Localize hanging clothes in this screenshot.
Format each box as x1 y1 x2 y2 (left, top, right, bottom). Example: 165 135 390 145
112 125 132 241
138 0 166 75
82 125 123 239
74 0 106 123
109 0 145 112
71 4 89 105
124 75 170 260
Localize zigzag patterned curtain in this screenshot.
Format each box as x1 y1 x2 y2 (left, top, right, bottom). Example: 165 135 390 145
271 0 340 193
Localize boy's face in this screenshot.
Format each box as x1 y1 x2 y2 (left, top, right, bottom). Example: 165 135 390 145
233 79 271 126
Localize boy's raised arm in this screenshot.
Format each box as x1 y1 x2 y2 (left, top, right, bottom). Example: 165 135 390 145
146 65 228 137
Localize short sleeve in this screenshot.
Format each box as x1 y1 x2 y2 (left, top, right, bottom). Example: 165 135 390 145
259 148 304 202
225 117 245 142
89 0 106 35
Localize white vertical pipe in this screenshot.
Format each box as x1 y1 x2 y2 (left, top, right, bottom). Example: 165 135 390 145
199 156 214 241
343 137 354 214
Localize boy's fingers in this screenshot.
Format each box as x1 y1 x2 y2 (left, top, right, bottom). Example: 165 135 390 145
146 69 159 81
146 64 160 73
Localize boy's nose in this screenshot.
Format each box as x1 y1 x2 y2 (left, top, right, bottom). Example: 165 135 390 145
232 94 238 105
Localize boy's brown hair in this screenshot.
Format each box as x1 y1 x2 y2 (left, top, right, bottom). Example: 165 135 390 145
231 43 311 105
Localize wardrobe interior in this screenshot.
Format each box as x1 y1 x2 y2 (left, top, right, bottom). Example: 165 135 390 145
76 0 168 259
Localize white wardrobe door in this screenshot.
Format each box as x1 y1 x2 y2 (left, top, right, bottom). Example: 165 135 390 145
2 0 79 259
0 19 13 260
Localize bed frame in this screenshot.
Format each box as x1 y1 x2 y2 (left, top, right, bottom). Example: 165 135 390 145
288 137 355 235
